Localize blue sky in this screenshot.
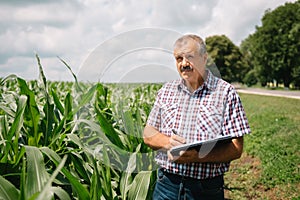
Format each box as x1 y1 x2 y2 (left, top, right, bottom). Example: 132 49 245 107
0 0 295 82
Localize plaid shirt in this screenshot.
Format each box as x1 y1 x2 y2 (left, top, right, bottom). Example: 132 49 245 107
147 70 251 179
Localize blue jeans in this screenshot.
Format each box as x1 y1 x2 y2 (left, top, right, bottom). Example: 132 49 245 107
153 168 224 200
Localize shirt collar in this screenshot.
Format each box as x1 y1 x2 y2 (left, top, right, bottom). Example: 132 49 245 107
177 70 217 92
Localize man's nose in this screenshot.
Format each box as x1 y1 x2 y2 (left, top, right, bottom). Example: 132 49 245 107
182 57 189 66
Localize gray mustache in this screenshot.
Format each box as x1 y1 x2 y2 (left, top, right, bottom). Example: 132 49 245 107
181 65 192 72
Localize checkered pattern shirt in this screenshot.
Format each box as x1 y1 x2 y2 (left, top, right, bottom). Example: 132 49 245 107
147 70 251 179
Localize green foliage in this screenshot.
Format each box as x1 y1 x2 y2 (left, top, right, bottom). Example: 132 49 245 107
206 35 250 83
0 175 20 200
242 1 300 87
243 70 258 87
0 56 160 199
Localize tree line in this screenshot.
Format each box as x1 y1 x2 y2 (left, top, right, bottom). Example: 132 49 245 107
205 0 300 88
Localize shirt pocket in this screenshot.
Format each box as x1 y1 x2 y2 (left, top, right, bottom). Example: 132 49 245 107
160 103 178 132
196 106 223 139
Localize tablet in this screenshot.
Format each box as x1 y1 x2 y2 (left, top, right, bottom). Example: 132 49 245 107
169 135 233 156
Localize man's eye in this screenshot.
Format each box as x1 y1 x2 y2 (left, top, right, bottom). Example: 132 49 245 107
176 57 183 62
187 55 193 59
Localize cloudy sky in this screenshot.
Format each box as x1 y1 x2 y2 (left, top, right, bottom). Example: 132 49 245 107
0 0 295 82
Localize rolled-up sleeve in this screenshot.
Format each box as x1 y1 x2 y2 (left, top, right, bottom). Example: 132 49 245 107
223 89 251 137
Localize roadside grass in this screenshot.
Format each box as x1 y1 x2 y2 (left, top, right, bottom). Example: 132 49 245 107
225 93 300 200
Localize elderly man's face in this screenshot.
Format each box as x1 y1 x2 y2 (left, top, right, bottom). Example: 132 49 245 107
173 39 207 87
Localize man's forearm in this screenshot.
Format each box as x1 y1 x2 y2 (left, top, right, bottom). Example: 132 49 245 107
143 125 171 150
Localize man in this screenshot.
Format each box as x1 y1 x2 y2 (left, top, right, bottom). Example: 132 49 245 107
143 34 251 200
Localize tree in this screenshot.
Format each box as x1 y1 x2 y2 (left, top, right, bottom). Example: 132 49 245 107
242 1 300 87
240 36 258 86
205 35 249 83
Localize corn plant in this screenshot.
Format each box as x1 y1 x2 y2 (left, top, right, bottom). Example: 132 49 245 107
0 55 161 199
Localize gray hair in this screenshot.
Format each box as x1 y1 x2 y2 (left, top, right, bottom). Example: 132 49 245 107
174 34 207 55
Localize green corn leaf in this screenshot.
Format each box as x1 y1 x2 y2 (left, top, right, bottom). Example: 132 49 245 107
120 109 140 151
17 78 40 146
96 83 109 109
7 95 27 141
90 157 102 200
120 150 137 200
0 175 20 200
36 54 57 146
41 102 55 146
0 116 8 162
0 115 8 137
0 100 15 119
40 147 90 199
27 192 40 200
25 146 50 199
28 187 71 200
12 95 27 157
48 187 71 200
51 88 64 115
100 144 113 199
58 56 83 92
78 120 131 172
39 147 61 162
122 110 135 136
0 139 6 146
0 74 18 88
95 104 124 148
64 92 73 122
70 153 90 184
54 92 73 136
135 108 144 138
12 146 26 168
20 154 26 200
35 155 70 200
67 133 83 148
0 95 27 163
128 171 152 200
74 119 113 146
72 84 98 116
51 114 67 141
0 115 9 141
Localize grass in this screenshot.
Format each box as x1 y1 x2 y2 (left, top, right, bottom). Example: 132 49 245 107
225 93 300 200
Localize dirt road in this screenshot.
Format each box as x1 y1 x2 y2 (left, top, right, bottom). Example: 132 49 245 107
236 88 300 99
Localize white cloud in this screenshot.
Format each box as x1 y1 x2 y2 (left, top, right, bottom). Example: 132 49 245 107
200 0 296 44
0 0 296 81
13 5 76 24
77 28 182 82
1 56 37 79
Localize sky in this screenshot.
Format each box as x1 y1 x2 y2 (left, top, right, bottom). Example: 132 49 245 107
0 0 296 82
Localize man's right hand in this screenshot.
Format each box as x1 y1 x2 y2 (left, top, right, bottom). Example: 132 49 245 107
169 134 186 148
143 125 186 151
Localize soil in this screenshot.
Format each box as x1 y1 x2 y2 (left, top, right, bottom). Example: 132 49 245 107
224 153 300 200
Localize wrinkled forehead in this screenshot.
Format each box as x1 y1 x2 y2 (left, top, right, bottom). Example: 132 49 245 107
173 38 199 56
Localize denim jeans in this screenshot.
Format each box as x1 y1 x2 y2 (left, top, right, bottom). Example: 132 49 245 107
153 168 224 200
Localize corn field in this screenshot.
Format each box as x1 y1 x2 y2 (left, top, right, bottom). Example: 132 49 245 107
0 56 162 200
